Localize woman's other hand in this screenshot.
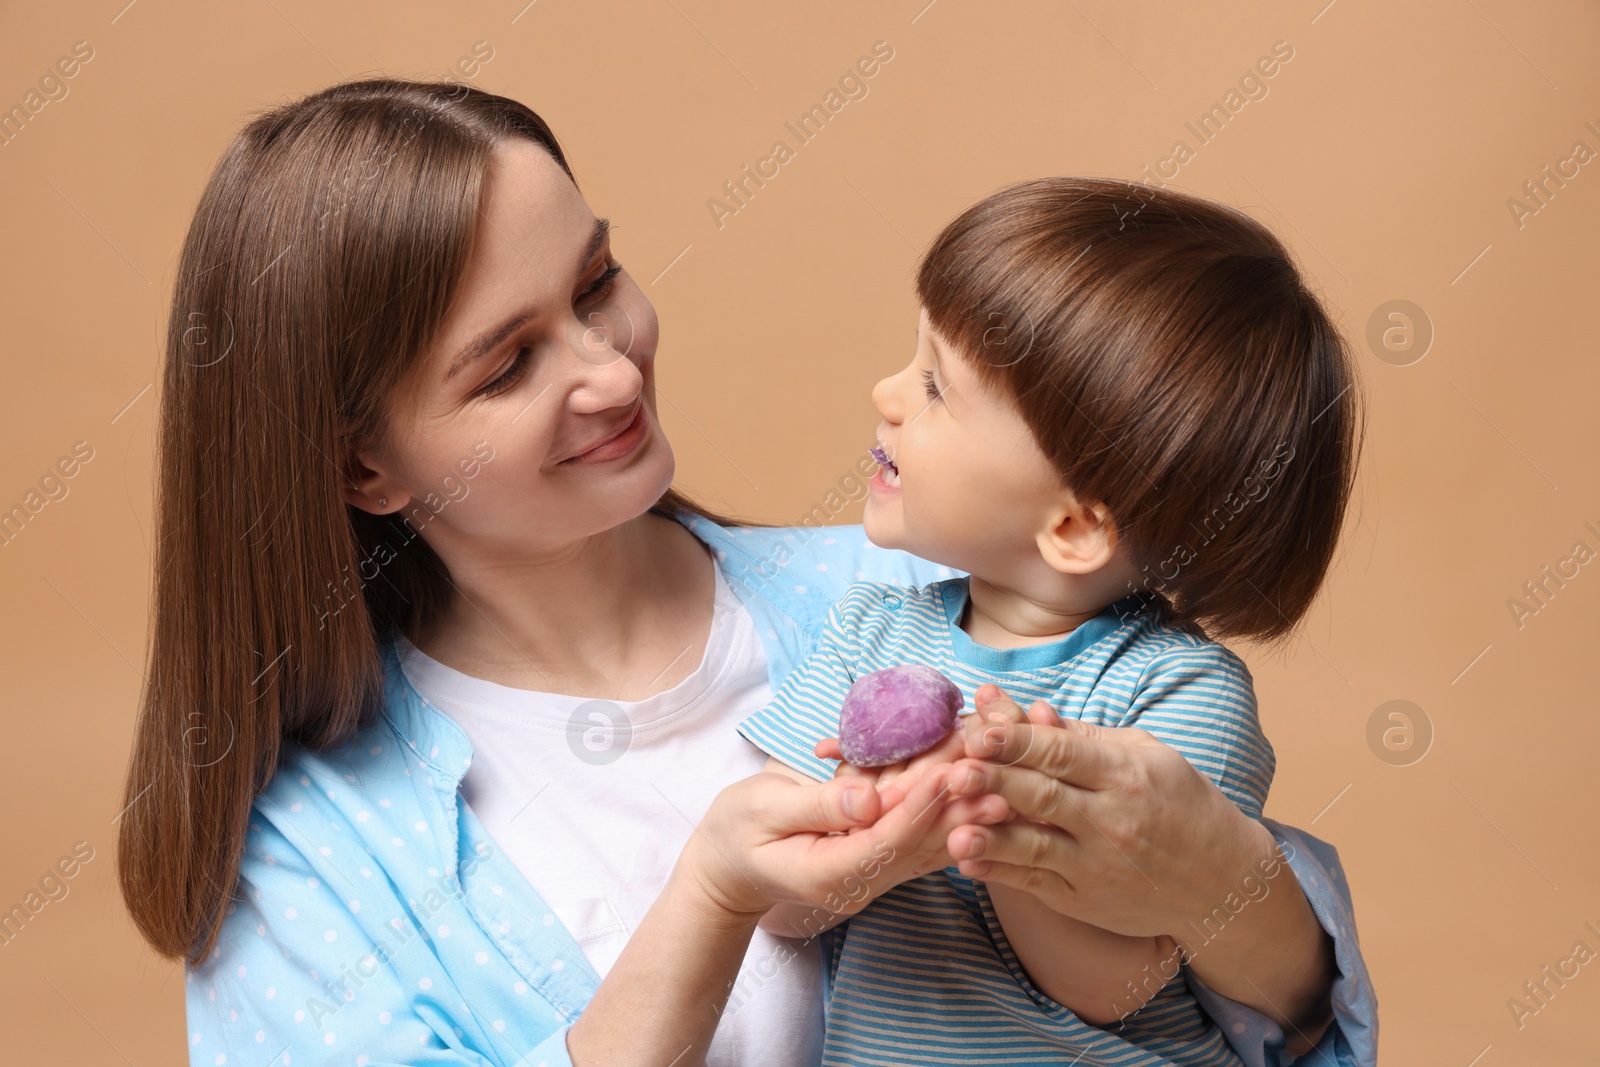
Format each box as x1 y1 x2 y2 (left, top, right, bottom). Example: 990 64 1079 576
943 685 1335 1039
944 683 1265 937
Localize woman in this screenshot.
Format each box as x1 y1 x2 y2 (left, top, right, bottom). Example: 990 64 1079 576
119 78 1374 1066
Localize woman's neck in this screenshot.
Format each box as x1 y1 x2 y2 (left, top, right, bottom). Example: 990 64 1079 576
413 511 715 700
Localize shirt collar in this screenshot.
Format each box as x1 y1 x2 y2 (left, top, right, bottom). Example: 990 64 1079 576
379 631 477 789
937 579 1152 672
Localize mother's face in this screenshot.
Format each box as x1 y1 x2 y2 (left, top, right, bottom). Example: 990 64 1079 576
345 139 674 562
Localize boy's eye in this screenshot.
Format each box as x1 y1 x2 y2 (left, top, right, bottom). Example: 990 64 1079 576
921 369 942 402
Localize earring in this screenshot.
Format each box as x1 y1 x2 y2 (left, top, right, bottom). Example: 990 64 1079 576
378 498 388 507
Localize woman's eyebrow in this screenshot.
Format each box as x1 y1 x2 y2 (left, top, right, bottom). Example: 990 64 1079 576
442 216 611 383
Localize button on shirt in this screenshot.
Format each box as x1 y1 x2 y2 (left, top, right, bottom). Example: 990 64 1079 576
183 514 1377 1067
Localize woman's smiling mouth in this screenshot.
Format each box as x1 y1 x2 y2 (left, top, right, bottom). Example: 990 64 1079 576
561 400 648 465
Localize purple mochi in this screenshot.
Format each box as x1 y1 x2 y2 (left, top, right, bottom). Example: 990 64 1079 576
837 665 964 767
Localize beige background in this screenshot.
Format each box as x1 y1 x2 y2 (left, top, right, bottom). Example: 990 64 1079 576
2 0 1597 1062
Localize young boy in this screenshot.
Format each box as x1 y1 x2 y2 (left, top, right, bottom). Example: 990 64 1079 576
736 177 1359 1066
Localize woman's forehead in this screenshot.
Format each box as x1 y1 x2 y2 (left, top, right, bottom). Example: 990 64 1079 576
473 140 596 292
426 142 602 380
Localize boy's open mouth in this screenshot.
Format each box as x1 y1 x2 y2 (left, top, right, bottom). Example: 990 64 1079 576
869 445 901 487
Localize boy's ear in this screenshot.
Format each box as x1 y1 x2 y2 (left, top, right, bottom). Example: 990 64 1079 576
1035 494 1119 576
340 442 409 516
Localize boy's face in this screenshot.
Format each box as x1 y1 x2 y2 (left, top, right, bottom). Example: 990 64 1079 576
865 308 1070 576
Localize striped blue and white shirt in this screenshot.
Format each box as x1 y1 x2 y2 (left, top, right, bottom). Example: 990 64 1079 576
737 578 1277 1067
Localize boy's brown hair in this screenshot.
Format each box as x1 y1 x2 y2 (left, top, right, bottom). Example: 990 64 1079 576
917 177 1361 642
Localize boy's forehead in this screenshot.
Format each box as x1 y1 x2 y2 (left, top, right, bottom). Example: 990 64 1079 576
917 314 954 376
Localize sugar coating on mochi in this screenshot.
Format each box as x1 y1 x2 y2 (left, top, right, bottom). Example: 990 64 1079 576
837 665 964 767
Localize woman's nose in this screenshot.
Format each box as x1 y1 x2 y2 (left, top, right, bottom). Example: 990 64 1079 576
565 316 643 411
570 307 638 369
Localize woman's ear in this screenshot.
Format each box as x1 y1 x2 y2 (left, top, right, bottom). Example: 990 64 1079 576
340 442 409 516
1035 494 1119 576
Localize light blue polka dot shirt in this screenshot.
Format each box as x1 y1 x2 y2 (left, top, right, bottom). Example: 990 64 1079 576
184 511 1375 1066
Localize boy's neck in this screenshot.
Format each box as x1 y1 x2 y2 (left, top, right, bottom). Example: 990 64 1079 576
960 574 1115 650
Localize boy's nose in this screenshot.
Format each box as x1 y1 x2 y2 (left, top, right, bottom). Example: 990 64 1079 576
870 373 901 423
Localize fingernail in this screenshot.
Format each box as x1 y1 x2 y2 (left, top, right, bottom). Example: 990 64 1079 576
843 787 868 820
966 833 987 857
964 767 983 792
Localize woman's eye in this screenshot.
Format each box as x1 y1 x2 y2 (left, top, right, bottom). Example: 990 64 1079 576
477 264 622 399
921 369 942 402
579 263 622 304
480 348 530 398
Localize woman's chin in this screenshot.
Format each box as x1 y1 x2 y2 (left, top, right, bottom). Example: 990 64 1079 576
634 435 677 508
570 431 676 539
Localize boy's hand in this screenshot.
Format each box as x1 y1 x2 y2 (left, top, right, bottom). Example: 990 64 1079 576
857 762 1008 894
962 684 1063 767
812 729 998 883
808 727 989 877
813 726 967 813
753 752 1010 936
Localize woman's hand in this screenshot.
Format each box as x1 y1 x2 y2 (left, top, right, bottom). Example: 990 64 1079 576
944 684 1261 936
943 685 1336 1041
685 760 1007 923
577 763 1004 1066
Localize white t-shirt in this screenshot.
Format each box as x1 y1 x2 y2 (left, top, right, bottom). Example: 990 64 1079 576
395 559 822 1067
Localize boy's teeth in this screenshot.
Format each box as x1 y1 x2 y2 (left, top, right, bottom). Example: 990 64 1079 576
881 465 901 487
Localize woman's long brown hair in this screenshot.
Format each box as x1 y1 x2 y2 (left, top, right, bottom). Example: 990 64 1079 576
120 78 733 964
